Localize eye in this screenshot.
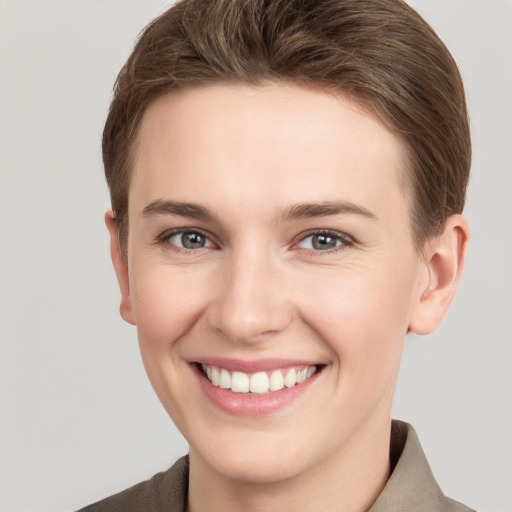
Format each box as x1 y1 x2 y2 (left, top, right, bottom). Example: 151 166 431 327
296 231 352 251
163 229 214 250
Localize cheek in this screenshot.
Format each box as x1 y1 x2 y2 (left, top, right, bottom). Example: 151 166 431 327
127 264 214 427
296 259 418 371
130 264 210 352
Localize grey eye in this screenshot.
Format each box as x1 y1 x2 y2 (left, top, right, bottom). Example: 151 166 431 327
169 231 212 249
298 233 343 251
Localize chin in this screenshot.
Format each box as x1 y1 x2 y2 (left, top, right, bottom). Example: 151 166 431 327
189 427 322 485
207 452 302 485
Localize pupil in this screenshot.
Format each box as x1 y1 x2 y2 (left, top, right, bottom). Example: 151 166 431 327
182 232 204 249
313 234 337 250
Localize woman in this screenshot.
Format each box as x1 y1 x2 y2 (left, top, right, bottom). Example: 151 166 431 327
80 0 474 510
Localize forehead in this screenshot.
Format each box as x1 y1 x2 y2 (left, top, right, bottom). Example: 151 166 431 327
130 83 410 223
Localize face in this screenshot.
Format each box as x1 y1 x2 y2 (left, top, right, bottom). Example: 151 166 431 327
114 84 431 484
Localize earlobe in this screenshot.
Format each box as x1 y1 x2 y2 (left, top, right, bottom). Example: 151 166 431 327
409 215 469 335
105 211 136 325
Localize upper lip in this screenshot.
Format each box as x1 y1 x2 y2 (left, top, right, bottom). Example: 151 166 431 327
192 357 322 373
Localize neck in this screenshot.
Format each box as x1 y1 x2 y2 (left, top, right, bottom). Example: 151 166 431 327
187 417 392 512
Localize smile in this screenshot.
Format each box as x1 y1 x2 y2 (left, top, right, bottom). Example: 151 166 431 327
200 364 318 394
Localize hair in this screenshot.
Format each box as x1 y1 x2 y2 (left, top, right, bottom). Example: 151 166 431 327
103 0 471 256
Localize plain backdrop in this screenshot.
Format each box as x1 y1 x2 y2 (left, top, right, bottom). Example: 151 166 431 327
1 1 511 511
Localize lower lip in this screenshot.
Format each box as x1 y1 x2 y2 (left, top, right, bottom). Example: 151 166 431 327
192 364 321 416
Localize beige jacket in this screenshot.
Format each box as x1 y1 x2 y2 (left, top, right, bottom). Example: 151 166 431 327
79 421 475 512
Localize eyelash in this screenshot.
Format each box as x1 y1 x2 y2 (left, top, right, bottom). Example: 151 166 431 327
294 229 354 254
155 228 354 254
155 228 216 254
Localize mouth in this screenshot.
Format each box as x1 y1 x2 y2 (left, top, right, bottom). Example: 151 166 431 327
192 360 324 415
199 363 319 395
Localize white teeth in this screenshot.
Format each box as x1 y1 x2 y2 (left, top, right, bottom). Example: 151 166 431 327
249 372 269 394
202 364 318 394
219 368 231 389
269 370 285 391
211 366 220 386
284 368 297 388
231 371 250 393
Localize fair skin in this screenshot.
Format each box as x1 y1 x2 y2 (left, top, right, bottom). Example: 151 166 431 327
107 83 468 512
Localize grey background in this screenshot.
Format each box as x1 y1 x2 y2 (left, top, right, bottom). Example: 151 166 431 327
0 1 510 511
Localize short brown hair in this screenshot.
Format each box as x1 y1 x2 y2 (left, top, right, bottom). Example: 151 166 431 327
103 0 471 255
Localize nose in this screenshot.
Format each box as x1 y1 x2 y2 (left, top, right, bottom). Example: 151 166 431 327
206 248 293 344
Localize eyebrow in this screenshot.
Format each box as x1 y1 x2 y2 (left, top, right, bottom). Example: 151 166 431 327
141 200 218 221
278 201 377 221
141 199 376 223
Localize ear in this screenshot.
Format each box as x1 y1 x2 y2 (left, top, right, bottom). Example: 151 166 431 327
105 211 136 325
409 214 469 335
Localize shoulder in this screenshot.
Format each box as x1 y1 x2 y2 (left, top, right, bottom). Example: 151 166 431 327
76 456 189 512
369 421 476 512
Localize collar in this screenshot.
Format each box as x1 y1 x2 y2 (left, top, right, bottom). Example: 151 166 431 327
369 420 473 512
